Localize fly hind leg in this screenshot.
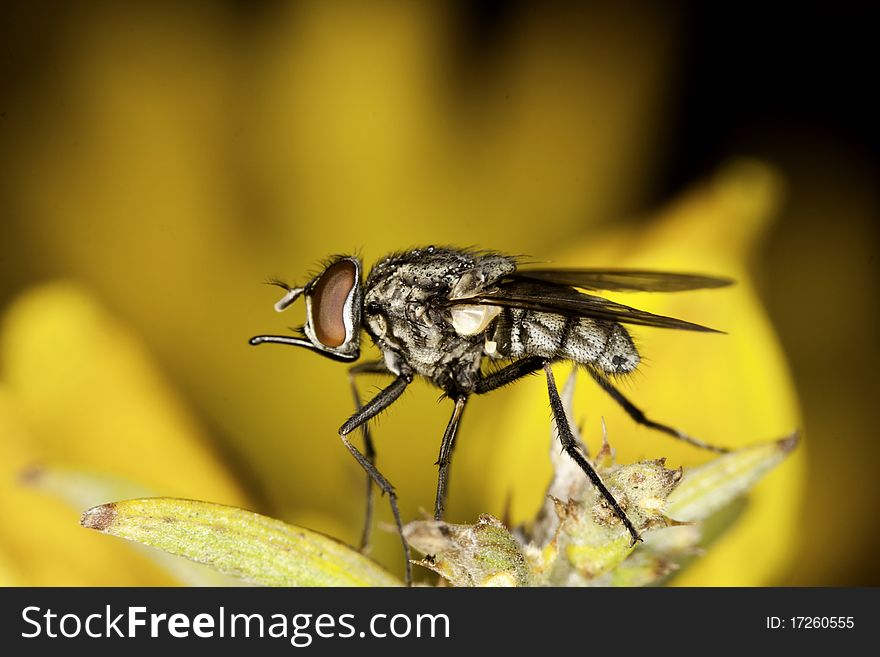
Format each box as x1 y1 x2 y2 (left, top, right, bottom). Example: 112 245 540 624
473 357 641 544
543 364 641 545
587 367 730 453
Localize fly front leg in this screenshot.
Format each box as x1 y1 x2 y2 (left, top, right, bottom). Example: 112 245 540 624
339 372 413 584
347 360 391 552
545 364 642 545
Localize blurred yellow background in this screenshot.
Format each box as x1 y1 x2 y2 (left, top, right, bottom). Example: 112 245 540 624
1 2 877 585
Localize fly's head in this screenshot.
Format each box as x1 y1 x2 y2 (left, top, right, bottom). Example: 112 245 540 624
250 256 363 362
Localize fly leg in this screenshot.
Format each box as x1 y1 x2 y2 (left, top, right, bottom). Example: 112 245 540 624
545 364 642 545
435 356 549 517
428 358 546 522
340 373 413 584
587 368 730 453
473 357 641 544
348 360 391 553
474 356 548 393
433 396 468 520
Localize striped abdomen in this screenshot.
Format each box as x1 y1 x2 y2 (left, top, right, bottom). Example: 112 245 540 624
488 308 639 375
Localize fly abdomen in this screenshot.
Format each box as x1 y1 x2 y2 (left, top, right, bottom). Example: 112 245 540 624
589 321 639 374
493 308 640 374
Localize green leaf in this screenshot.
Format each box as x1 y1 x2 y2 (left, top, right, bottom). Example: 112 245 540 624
80 497 401 587
23 466 240 586
664 433 800 522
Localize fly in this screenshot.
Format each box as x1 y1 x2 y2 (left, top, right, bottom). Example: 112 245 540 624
250 246 734 584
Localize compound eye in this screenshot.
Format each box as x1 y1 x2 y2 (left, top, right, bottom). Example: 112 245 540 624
311 260 357 347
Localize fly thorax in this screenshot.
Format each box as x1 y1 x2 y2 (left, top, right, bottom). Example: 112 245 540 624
362 248 518 382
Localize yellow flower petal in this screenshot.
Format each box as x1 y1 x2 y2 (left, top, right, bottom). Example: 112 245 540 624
0 387 175 585
1 282 249 504
0 283 252 584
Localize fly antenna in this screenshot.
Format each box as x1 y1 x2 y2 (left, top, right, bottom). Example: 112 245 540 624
274 286 305 312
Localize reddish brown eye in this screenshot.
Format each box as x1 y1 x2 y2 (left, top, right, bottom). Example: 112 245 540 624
311 260 356 347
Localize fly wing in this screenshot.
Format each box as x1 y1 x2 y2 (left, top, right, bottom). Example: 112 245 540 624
445 280 724 333
512 268 734 292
